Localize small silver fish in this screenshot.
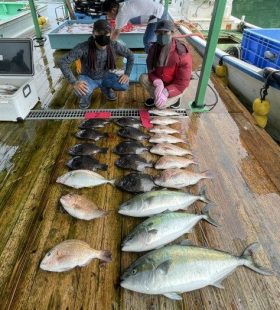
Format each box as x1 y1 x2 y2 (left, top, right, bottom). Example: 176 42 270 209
149 109 181 116
60 193 107 220
150 125 180 134
40 240 112 272
155 156 196 169
150 143 192 156
149 134 186 144
56 169 115 189
154 169 214 189
151 117 179 125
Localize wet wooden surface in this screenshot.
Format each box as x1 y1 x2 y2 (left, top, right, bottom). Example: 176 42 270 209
0 40 280 310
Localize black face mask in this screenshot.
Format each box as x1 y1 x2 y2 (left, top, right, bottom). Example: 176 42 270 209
95 35 110 46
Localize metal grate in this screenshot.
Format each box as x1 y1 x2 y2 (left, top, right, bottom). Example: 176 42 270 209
26 109 188 120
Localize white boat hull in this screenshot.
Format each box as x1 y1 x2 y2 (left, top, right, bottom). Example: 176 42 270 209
0 4 48 38
179 25 280 141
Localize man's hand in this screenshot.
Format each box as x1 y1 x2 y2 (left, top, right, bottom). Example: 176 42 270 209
119 74 129 84
74 81 88 96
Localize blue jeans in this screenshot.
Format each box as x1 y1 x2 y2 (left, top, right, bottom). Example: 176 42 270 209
75 73 128 102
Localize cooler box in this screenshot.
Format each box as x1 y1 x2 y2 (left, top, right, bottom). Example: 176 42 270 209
0 38 39 121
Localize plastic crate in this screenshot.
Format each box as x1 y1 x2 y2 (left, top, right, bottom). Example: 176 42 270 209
241 29 280 69
124 54 147 82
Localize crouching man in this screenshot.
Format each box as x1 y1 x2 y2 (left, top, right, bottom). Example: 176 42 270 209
59 19 134 109
140 20 192 109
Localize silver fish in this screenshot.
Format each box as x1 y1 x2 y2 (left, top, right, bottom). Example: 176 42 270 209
60 193 107 220
0 84 18 94
115 154 153 172
151 117 179 125
122 205 218 252
115 173 157 193
149 134 186 144
56 169 115 189
40 240 112 272
155 156 196 169
113 141 149 155
121 243 273 300
150 143 192 156
149 125 180 134
118 127 150 141
149 109 181 116
118 186 210 217
154 169 214 188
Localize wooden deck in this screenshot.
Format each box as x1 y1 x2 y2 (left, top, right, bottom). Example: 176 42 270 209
0 38 280 310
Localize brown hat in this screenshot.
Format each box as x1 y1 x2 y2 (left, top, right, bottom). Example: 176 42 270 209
155 19 175 32
93 19 112 34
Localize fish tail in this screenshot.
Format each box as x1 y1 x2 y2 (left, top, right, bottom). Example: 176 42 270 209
108 179 116 186
100 164 108 171
199 185 212 203
202 204 219 227
100 147 108 153
201 170 215 179
241 243 274 276
97 250 112 263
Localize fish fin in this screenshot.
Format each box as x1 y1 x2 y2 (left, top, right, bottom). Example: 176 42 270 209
198 185 212 204
100 147 108 154
180 239 193 246
148 229 158 235
241 243 274 276
163 292 182 301
156 259 172 274
100 164 108 171
201 170 215 179
211 280 224 289
202 204 220 227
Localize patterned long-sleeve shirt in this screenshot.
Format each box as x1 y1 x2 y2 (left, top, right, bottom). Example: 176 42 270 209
59 39 134 84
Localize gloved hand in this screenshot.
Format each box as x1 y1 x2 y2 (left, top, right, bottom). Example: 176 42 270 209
155 88 169 109
153 79 164 99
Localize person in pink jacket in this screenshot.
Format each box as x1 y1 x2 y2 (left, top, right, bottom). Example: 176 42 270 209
140 19 192 109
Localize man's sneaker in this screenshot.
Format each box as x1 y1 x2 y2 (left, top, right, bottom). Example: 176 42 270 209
170 98 181 109
79 97 91 109
101 87 117 101
144 98 155 108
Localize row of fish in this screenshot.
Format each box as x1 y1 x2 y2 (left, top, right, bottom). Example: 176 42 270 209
114 113 272 300
40 118 114 272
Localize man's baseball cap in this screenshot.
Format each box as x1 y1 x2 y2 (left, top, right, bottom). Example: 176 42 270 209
93 19 112 34
155 19 175 32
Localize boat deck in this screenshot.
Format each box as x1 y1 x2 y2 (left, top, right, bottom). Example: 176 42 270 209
0 37 280 309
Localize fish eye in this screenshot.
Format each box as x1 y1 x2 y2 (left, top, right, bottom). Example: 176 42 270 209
47 252 51 257
131 269 137 275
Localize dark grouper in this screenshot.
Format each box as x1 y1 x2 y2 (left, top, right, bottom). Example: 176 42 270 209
118 127 150 141
115 173 157 193
115 154 153 172
114 117 141 128
79 118 110 129
66 156 108 171
69 143 108 156
113 141 149 155
121 243 273 300
75 129 108 141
